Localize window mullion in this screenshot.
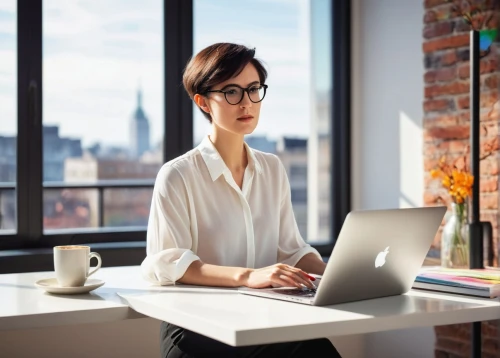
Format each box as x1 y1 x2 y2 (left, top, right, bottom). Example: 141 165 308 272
330 0 351 245
164 0 194 162
17 0 43 242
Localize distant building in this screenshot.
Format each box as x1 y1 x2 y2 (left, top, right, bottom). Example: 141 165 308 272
130 88 151 158
0 135 16 182
0 127 82 229
87 143 130 160
245 135 277 154
276 137 308 240
43 125 83 181
63 154 161 228
308 91 331 244
65 155 160 181
0 126 82 182
0 135 15 229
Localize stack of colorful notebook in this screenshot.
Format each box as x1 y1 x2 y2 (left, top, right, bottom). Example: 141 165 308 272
413 267 500 298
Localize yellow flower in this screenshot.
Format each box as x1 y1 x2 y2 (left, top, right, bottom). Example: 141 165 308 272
431 155 475 204
430 169 440 178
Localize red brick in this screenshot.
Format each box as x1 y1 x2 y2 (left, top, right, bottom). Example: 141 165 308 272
488 101 500 120
482 58 499 74
424 191 442 205
441 51 458 66
458 59 499 79
481 91 499 108
424 113 459 128
435 337 469 356
483 0 499 11
425 125 470 140
437 67 457 82
484 75 499 90
425 70 437 83
481 111 493 122
425 81 470 98
424 10 437 23
425 140 447 153
424 0 448 8
482 122 498 137
483 352 500 358
482 136 500 158
449 139 469 154
484 8 499 28
423 141 458 157
435 4 459 21
455 17 472 33
459 90 498 111
483 338 499 354
481 192 499 209
425 158 440 171
481 177 499 193
423 34 469 53
424 22 454 39
424 98 454 112
435 324 470 340
459 64 469 79
456 111 471 124
434 350 449 358
480 158 500 176
457 95 470 109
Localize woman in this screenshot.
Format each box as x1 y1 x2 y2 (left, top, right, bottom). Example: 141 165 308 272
141 43 342 358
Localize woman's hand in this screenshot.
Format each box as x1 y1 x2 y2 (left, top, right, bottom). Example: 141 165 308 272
243 263 315 289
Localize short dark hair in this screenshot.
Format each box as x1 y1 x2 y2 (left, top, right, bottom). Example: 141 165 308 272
182 43 268 122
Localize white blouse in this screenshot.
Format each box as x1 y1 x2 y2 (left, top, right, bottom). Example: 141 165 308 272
141 136 321 285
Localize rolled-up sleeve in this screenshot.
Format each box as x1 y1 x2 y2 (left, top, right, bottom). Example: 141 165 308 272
276 160 322 266
141 164 200 285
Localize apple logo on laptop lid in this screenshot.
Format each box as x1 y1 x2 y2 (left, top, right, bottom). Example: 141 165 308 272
375 246 390 268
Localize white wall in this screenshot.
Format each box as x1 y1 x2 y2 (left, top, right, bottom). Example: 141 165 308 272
351 0 435 357
352 0 424 211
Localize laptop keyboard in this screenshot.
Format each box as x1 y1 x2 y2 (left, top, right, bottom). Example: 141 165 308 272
270 288 317 298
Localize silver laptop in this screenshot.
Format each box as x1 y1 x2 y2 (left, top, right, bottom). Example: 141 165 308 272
239 206 446 306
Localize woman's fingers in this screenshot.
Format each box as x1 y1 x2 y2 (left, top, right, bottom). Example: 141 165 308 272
289 267 314 280
281 265 315 288
276 268 314 289
273 274 301 288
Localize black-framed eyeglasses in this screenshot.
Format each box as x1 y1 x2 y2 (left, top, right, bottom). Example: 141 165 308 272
204 84 268 105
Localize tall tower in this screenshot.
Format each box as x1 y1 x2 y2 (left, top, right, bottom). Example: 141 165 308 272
130 88 151 158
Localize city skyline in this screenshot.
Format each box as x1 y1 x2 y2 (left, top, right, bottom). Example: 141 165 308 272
0 0 330 147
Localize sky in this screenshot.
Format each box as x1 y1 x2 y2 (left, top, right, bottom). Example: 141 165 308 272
0 0 331 148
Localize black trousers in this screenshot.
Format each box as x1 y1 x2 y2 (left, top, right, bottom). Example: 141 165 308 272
160 322 342 358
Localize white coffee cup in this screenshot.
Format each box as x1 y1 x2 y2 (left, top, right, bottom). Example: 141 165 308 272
53 245 102 287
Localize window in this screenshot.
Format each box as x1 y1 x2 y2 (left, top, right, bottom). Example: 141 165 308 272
291 188 308 204
193 0 333 244
0 1 16 234
1 0 350 266
42 0 163 230
290 165 308 182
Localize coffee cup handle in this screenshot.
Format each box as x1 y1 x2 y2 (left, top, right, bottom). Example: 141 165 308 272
88 252 102 277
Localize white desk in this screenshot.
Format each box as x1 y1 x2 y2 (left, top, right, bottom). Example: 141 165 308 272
1 266 500 348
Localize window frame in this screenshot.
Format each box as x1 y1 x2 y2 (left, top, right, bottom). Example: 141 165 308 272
0 0 350 269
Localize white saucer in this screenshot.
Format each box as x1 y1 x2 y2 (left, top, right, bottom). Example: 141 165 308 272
34 278 105 295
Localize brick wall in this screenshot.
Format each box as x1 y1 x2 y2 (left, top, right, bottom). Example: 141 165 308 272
422 0 500 357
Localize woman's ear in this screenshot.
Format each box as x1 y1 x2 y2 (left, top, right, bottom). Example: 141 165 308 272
194 94 211 114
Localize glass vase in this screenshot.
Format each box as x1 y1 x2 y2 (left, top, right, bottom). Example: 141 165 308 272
441 202 469 268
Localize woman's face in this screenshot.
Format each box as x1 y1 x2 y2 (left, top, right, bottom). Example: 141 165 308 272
196 63 263 137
